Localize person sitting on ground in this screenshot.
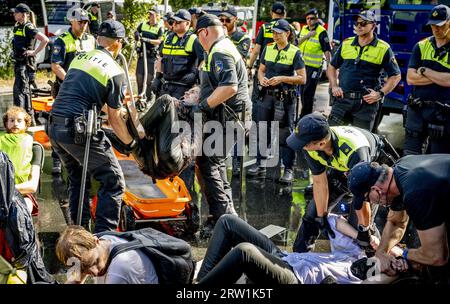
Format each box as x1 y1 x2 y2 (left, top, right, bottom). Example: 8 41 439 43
196 214 409 284
0 152 54 284
55 225 159 284
0 106 41 214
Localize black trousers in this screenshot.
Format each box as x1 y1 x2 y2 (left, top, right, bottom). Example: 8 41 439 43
329 97 379 131
13 63 33 116
198 214 299 284
300 66 321 118
403 105 450 155
48 121 125 233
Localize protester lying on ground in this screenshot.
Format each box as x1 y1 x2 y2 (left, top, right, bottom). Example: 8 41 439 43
107 91 202 180
55 225 195 284
0 152 55 284
196 214 408 284
348 155 450 283
0 106 41 214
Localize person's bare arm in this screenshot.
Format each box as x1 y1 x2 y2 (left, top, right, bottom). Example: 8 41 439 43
51 63 66 81
407 223 448 266
324 51 331 63
327 64 343 98
312 172 329 217
268 67 306 86
15 165 40 194
155 56 163 73
24 32 49 57
248 44 261 68
406 68 434 86
258 63 270 87
204 85 238 108
107 106 133 144
421 68 450 88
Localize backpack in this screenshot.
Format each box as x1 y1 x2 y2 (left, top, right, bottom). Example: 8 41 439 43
96 227 196 284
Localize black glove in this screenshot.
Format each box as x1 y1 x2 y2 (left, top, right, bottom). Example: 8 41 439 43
315 215 336 239
189 100 213 121
151 72 163 95
356 225 375 257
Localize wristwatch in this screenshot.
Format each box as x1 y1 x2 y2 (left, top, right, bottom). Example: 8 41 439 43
418 67 426 76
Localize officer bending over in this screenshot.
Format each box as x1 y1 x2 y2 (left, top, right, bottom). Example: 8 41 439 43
48 20 132 233
348 155 450 283
287 113 398 253
404 4 450 155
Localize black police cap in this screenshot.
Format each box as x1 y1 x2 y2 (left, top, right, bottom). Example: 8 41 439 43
219 5 238 18
305 8 318 17
195 14 223 32
11 3 31 13
172 9 191 22
287 112 330 151
427 4 450 26
272 2 286 15
348 162 384 210
98 20 126 39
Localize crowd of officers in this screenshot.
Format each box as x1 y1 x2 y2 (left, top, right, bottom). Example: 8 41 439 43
8 0 450 282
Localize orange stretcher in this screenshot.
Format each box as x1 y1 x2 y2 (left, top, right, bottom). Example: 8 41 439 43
31 95 199 236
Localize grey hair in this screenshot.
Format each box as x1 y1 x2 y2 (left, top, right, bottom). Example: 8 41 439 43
373 162 390 185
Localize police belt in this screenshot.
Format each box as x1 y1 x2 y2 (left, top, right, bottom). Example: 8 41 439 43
408 96 450 112
343 91 364 100
49 114 74 127
264 87 295 99
164 81 191 87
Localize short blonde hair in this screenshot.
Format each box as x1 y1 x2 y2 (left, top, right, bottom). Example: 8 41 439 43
2 106 31 129
55 226 97 267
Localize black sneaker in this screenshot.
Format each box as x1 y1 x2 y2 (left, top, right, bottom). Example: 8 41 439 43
246 164 266 177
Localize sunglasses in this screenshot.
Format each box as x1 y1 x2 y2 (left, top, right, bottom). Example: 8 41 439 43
219 17 232 23
354 21 372 27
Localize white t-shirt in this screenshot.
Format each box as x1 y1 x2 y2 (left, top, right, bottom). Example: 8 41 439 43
282 214 364 284
95 235 159 284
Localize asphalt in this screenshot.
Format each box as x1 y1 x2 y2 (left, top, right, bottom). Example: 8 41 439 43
0 82 406 282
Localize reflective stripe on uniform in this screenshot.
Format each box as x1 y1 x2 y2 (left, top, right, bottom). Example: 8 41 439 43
161 33 196 56
307 126 370 172
341 37 390 65
203 37 241 72
419 37 450 70
263 42 299 66
141 22 163 36
69 49 124 86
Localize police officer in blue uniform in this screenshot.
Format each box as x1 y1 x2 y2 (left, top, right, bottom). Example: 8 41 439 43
247 19 306 184
327 10 401 131
50 7 95 175
48 20 133 233
153 9 204 100
11 3 49 123
193 14 250 235
135 8 164 104
88 2 100 37
188 7 205 33
287 113 398 253
404 5 450 155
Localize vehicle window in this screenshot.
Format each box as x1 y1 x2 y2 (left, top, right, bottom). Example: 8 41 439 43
0 0 45 27
46 2 81 25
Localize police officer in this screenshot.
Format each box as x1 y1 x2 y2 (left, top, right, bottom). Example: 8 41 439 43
327 10 401 131
88 2 100 37
48 20 133 233
162 11 174 34
11 3 49 123
219 5 252 177
404 5 450 155
194 14 250 235
188 7 205 33
135 8 164 104
50 7 96 175
153 9 204 100
286 112 398 253
106 10 116 21
298 8 332 118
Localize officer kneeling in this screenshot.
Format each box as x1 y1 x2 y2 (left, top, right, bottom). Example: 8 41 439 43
48 20 133 233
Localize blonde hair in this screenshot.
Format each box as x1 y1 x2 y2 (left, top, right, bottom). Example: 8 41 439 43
55 226 97 267
3 106 32 130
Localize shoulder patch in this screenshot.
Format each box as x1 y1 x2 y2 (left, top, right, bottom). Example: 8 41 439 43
215 60 223 73
339 142 352 156
242 40 250 50
53 45 61 55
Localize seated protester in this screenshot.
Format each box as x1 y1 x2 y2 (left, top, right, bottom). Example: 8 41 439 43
108 90 201 180
197 214 406 284
55 225 159 284
0 152 54 284
0 106 40 214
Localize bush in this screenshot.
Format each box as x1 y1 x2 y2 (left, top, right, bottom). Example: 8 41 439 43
0 30 14 79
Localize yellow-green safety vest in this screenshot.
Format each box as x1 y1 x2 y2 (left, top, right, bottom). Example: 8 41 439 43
263 42 300 66
161 32 197 57
341 36 390 65
140 22 162 36
306 126 370 172
203 37 241 72
299 24 327 68
69 48 124 87
418 37 450 70
55 31 96 71
0 132 33 184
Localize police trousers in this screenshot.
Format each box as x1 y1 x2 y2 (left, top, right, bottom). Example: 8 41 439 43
13 62 33 116
136 55 156 101
404 105 450 155
329 97 379 131
48 120 125 233
197 214 299 284
300 66 322 118
257 93 296 169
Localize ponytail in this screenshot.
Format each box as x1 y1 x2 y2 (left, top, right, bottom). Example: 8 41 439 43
29 11 36 27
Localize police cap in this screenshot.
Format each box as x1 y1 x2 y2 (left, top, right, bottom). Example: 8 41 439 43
195 14 223 33
427 4 450 26
172 9 191 22
272 2 286 15
287 113 330 151
219 5 238 18
357 10 376 23
67 7 90 22
98 20 126 39
272 19 291 33
305 8 318 17
348 162 384 210
11 3 31 13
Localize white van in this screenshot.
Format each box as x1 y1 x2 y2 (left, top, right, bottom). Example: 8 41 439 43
0 0 47 68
